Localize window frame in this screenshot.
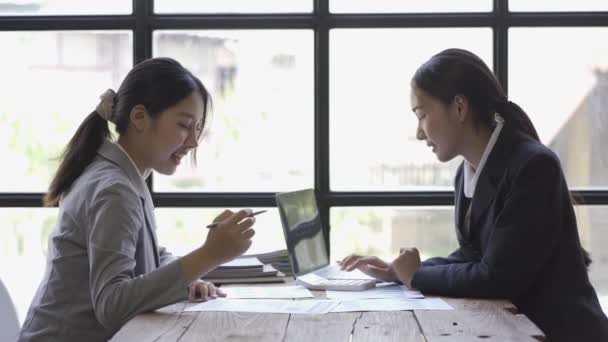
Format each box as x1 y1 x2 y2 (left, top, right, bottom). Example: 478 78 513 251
1 0 608 254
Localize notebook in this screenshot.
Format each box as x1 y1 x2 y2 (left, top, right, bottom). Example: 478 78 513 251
275 189 376 291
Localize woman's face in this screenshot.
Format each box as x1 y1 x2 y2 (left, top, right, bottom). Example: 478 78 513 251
142 92 206 175
410 87 462 162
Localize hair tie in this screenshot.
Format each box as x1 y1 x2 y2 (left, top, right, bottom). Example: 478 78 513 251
96 89 116 123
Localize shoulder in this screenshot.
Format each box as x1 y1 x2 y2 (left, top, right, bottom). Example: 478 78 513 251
492 138 566 197
83 158 145 228
509 139 562 177
64 156 142 209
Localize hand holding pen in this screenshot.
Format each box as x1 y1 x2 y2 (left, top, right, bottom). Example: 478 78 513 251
200 209 260 265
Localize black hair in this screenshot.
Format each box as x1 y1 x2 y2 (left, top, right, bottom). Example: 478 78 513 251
412 48 540 141
44 57 211 206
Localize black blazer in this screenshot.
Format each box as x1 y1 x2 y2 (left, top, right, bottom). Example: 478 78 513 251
411 125 608 342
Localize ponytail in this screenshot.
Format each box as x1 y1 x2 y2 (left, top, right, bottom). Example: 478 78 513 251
494 100 540 142
43 111 110 207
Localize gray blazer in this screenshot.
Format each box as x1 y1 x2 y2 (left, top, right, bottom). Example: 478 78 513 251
19 141 189 342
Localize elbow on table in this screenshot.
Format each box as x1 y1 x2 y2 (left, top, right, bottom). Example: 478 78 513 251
93 285 132 334
480 270 534 299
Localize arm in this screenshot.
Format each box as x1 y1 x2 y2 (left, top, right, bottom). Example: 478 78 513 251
159 246 178 266
412 153 563 298
420 162 468 267
421 248 467 267
88 183 188 333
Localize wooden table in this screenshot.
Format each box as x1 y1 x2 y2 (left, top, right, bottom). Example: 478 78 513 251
111 283 545 342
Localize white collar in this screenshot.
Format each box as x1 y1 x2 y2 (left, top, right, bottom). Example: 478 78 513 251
463 114 504 198
114 142 152 180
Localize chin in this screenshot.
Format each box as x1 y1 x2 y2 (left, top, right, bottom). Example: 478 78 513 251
436 151 457 163
154 165 178 176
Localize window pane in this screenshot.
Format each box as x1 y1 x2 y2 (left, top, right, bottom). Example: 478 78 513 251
330 28 492 191
510 0 608 12
155 208 285 257
155 0 311 14
330 206 458 262
0 208 58 325
331 0 491 13
153 30 314 192
0 0 131 15
509 28 608 189
576 206 608 314
0 31 132 192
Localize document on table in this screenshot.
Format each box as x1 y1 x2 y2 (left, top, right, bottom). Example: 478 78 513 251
325 284 424 300
331 298 454 313
222 285 314 299
185 299 339 314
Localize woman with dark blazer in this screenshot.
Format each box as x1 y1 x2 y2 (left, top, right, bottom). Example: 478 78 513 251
340 48 608 341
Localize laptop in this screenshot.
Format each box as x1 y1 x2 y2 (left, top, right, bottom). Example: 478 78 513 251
275 189 376 291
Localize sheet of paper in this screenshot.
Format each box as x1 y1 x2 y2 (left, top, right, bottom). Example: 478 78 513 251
222 285 313 299
331 298 453 313
185 299 340 314
220 257 263 268
326 284 424 300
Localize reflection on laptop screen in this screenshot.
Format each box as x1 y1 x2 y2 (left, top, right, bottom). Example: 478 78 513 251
276 189 329 276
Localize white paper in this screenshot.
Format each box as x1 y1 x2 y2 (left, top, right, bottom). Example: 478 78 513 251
220 257 263 268
326 284 424 300
222 285 313 299
185 299 339 314
331 298 453 312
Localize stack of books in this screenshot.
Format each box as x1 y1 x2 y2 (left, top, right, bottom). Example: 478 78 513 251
245 249 292 276
204 256 287 284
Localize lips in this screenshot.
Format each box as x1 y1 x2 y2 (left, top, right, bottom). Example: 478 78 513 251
171 153 185 165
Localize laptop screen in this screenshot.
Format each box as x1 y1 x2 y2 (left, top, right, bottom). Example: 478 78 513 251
275 189 329 276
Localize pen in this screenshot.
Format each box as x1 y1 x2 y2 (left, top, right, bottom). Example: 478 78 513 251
206 210 267 229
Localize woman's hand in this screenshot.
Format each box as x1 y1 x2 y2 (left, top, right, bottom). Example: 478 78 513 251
391 247 421 288
338 254 398 282
201 209 256 265
187 280 226 302
180 209 257 284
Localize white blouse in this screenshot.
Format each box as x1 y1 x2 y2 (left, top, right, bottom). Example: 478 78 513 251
463 114 505 198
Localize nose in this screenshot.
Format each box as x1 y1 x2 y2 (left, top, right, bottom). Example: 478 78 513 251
185 128 199 149
416 123 426 141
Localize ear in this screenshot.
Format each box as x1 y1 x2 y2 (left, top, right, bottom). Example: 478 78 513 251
453 95 469 123
129 104 149 132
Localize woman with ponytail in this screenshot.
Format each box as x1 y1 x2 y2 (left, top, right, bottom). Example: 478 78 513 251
340 49 608 341
19 57 257 342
